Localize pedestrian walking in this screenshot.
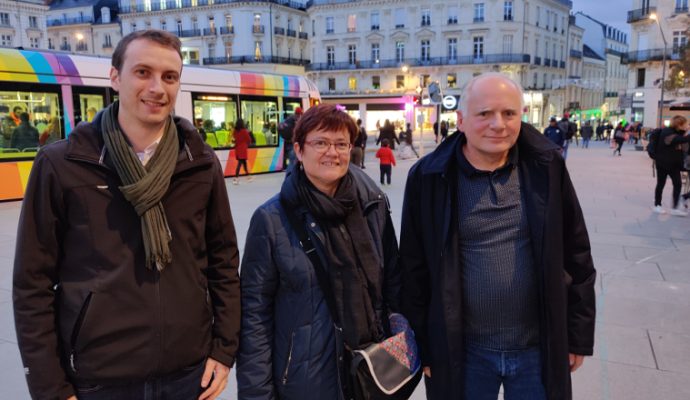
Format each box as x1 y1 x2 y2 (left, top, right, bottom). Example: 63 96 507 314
544 117 565 152
350 118 366 168
376 119 399 150
376 138 396 185
233 118 253 184
581 120 593 149
652 115 690 216
400 73 596 400
13 30 241 400
612 122 626 156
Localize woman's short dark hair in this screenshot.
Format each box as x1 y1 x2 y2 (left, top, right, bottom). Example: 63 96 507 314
111 30 182 72
293 104 358 147
234 118 245 131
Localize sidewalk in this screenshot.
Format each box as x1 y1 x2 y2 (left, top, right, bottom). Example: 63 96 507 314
1 138 689 399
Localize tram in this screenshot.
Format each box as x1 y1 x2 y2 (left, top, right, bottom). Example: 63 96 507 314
0 47 320 201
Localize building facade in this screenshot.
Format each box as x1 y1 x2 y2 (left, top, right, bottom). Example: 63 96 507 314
47 0 120 56
306 0 574 131
0 0 48 49
117 0 310 74
626 0 689 126
574 11 629 123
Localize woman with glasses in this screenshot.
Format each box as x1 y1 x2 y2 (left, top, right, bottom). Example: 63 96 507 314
237 104 402 399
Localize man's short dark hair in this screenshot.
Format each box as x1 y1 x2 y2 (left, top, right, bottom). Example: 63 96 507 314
111 30 183 72
19 112 30 123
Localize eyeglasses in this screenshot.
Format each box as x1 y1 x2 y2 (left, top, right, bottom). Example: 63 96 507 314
304 139 352 154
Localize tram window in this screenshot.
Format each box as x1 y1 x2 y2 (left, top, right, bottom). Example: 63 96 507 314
193 95 238 149
79 94 104 123
241 98 279 147
283 98 302 120
0 90 61 159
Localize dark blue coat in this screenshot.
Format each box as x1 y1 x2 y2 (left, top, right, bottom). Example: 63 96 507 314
237 165 401 400
400 123 596 400
543 124 565 147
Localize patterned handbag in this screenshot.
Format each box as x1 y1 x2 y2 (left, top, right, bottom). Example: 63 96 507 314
350 313 422 399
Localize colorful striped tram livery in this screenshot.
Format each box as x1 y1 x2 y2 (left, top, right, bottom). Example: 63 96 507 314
0 47 320 201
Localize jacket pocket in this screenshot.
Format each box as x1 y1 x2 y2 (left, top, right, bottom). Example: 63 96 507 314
281 331 295 385
69 292 94 372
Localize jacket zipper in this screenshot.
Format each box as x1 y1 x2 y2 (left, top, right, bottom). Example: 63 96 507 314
281 331 295 385
69 292 94 373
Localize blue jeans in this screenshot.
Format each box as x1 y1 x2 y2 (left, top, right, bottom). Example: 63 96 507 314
462 345 546 400
74 359 206 400
562 140 570 159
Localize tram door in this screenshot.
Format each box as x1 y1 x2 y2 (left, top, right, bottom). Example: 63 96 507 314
71 86 115 126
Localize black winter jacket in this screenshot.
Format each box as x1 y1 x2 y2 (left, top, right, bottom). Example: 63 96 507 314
13 113 241 400
400 123 596 400
237 164 401 400
655 127 690 169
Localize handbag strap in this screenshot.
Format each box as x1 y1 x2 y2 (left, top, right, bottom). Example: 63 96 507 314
280 199 341 326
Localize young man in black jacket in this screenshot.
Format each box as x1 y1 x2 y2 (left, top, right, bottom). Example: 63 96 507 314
400 73 596 400
652 115 690 216
13 30 241 400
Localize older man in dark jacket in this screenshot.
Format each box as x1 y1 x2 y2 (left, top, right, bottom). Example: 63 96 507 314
400 73 596 400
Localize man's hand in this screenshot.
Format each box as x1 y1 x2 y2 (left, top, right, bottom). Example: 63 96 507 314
198 358 230 400
423 366 431 378
569 353 585 372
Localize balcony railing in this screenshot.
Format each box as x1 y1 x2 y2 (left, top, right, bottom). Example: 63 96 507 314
287 29 297 37
274 26 285 35
675 6 689 13
560 60 566 69
627 7 656 23
252 25 265 34
473 17 484 23
298 31 308 39
371 25 379 30
103 43 113 49
570 49 582 58
76 43 88 52
203 55 310 66
47 16 93 27
121 0 306 13
203 27 217 36
624 48 682 63
307 54 530 71
60 44 71 51
544 58 551 67
448 18 458 25
220 26 234 35
176 29 201 38
534 56 541 65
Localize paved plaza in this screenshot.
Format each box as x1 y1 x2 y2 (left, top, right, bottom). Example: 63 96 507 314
1 136 690 399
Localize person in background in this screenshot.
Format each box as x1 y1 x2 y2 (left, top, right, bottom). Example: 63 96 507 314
13 29 241 400
237 103 401 399
400 73 595 400
612 122 626 156
595 121 604 141
440 120 449 142
279 107 303 168
580 120 593 149
39 116 61 146
558 114 576 159
377 119 399 150
351 118 366 168
652 115 690 216
10 112 39 150
233 118 253 185
376 138 397 185
544 117 565 152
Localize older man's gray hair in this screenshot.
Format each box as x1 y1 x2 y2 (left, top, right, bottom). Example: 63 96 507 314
458 72 525 115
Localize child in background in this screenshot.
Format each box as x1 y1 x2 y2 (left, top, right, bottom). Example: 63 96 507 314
375 138 396 185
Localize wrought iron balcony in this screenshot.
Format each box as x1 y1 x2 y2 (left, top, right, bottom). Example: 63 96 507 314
544 58 551 67
624 48 681 63
252 25 265 34
298 31 308 39
76 43 88 52
534 57 541 65
287 29 297 37
120 0 306 13
203 27 217 36
47 16 93 27
202 55 310 66
220 26 234 35
176 29 201 38
627 7 656 23
307 54 531 71
60 44 71 51
274 26 285 35
674 6 689 13
570 49 582 59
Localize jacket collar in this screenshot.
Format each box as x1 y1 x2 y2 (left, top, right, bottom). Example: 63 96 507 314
65 111 214 170
420 122 557 176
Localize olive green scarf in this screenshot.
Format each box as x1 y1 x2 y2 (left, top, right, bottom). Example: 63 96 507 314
101 101 179 271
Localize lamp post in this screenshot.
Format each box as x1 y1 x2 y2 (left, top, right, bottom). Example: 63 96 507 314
650 13 667 128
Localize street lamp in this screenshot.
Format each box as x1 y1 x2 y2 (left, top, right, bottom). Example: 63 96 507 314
650 13 667 128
